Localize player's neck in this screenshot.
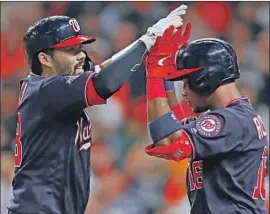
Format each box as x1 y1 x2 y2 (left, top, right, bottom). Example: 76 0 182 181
209 83 242 109
41 67 57 77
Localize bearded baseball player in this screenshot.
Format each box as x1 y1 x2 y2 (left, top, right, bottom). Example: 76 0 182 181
7 5 189 214
144 25 268 214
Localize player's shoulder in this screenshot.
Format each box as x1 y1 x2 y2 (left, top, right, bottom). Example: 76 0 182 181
40 71 94 87
20 73 60 97
198 106 239 125
221 97 259 127
194 111 229 138
23 72 42 81
19 73 45 98
195 98 258 138
210 97 256 120
194 106 244 138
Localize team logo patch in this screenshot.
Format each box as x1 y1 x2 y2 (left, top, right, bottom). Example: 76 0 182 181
195 114 223 138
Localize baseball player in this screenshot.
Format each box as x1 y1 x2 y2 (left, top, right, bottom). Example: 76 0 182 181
7 5 189 214
144 25 268 214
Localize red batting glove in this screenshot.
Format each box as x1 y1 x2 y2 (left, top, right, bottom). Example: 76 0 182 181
145 137 192 162
146 23 192 79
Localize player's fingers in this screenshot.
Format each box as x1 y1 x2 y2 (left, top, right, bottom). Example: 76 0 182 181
183 22 192 39
173 26 187 44
168 18 183 29
179 25 184 34
157 25 174 46
155 35 163 44
164 25 175 39
168 5 188 17
171 9 187 17
175 26 183 37
152 35 164 51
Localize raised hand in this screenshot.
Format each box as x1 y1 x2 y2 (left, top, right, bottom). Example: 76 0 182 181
146 23 192 79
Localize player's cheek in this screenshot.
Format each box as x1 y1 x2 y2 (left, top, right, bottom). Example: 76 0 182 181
192 92 202 106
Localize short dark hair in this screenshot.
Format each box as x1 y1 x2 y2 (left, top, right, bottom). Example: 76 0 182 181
31 49 54 75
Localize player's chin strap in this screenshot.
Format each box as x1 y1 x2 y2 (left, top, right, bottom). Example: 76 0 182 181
82 49 95 72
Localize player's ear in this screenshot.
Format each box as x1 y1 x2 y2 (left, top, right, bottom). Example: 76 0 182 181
37 51 54 68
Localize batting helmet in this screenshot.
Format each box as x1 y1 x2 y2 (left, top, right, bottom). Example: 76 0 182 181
167 38 240 96
23 15 96 68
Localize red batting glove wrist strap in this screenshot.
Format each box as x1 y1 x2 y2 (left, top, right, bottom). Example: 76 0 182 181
144 131 192 161
147 78 166 100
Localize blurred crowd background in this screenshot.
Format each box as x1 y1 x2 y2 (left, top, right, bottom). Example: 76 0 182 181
1 1 269 214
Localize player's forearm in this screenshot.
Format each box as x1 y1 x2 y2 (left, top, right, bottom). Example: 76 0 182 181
165 80 178 108
148 98 172 146
166 90 179 108
92 41 147 99
165 81 186 120
147 78 169 120
146 80 192 161
147 78 182 146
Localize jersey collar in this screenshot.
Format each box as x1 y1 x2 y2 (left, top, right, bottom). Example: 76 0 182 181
29 71 39 76
225 97 251 107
